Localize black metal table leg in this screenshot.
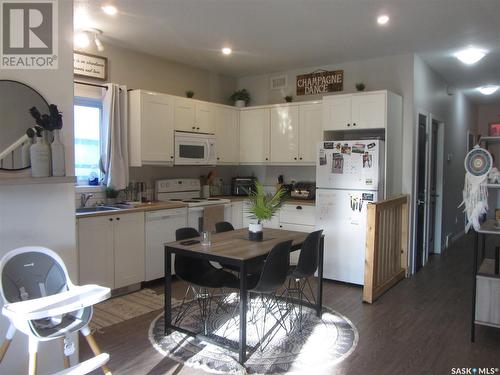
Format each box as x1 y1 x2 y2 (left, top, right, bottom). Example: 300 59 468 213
316 236 324 317
471 231 478 342
164 247 173 335
239 261 247 364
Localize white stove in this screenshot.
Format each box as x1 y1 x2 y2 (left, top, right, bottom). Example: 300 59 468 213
155 178 230 207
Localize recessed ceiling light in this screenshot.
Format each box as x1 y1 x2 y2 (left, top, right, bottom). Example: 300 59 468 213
74 32 90 49
102 5 118 16
377 14 390 25
222 47 232 55
455 48 486 65
477 85 499 96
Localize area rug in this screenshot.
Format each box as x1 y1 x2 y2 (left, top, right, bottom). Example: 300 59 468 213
149 297 358 374
90 288 169 331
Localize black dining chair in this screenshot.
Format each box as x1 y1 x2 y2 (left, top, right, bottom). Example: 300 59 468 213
245 240 292 350
283 230 323 332
174 227 238 334
215 221 265 276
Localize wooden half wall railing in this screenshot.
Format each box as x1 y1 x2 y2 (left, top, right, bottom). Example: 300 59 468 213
363 194 409 303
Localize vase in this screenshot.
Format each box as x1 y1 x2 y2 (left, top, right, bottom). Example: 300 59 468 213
235 100 246 108
21 138 32 168
30 135 50 177
248 222 263 241
51 129 66 176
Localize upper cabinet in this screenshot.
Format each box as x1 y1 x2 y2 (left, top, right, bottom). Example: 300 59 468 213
174 97 215 134
215 106 239 164
129 90 175 167
270 105 299 163
240 108 270 164
298 103 323 163
323 91 389 131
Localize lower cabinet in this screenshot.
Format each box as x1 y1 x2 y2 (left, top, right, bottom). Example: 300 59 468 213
279 204 316 264
78 212 145 289
230 202 243 229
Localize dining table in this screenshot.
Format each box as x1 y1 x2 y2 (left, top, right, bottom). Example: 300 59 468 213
164 227 324 364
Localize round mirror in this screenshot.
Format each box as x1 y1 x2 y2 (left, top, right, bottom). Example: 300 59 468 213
0 80 49 170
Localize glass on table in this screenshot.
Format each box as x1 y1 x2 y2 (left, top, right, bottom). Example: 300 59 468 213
201 231 211 246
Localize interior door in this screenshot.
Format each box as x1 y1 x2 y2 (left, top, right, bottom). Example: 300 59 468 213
427 120 439 254
415 114 427 272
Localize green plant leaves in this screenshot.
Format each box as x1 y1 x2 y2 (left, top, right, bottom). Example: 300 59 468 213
247 181 287 223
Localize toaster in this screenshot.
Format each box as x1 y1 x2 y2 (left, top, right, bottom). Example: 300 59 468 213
231 177 256 196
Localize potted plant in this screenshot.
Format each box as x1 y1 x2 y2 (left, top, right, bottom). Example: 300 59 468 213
355 82 366 92
284 95 293 103
186 90 194 98
230 89 250 108
247 181 287 241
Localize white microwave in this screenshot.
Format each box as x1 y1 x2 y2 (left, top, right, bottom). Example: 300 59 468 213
174 131 217 165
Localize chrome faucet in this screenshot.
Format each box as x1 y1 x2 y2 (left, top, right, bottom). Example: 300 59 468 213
80 193 94 208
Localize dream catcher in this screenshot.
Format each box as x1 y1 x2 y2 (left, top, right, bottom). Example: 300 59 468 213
460 146 492 232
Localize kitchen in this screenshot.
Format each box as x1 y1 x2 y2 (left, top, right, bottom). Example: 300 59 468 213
0 1 498 374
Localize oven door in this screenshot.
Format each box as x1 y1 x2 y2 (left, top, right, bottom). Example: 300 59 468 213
175 136 209 165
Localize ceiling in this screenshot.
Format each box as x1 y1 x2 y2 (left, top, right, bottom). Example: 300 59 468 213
76 0 500 103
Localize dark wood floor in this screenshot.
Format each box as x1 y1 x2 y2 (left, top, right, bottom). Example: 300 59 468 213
82 234 500 374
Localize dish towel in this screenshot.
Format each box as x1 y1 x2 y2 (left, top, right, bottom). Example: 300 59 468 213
202 205 225 233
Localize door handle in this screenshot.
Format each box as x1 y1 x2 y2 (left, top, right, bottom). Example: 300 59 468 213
417 199 425 205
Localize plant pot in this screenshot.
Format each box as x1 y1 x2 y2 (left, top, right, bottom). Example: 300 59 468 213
234 100 246 108
248 222 263 241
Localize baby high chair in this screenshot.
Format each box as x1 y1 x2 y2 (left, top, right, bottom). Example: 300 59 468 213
0 246 112 375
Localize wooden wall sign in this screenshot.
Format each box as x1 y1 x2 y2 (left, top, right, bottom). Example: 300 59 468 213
73 52 108 81
296 69 343 96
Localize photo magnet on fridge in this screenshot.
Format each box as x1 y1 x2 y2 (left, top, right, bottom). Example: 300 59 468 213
319 149 327 165
332 153 344 174
352 143 366 154
367 142 376 149
363 152 373 168
323 142 334 149
341 143 351 154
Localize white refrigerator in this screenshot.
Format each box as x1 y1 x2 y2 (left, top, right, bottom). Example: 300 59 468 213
316 139 385 285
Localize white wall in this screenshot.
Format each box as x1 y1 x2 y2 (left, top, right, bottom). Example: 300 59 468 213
413 55 478 254
0 1 77 373
75 43 237 105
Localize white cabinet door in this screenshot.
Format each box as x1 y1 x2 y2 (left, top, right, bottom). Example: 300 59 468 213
240 108 270 163
174 97 196 132
230 201 243 229
196 102 216 134
351 92 386 129
113 212 145 289
270 105 299 163
215 106 239 164
141 92 174 163
279 204 316 226
77 216 114 289
323 95 352 130
298 103 323 163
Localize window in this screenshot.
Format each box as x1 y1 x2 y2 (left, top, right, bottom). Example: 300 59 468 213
74 97 103 184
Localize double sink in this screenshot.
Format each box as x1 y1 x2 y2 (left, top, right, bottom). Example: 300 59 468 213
75 203 133 214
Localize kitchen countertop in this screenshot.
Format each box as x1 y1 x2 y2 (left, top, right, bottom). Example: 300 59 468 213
75 196 316 219
75 201 187 218
212 195 316 206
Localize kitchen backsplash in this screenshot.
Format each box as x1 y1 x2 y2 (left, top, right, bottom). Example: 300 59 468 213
75 165 315 206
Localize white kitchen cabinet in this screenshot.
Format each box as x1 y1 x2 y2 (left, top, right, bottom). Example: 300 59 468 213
174 98 215 134
129 90 175 166
174 97 196 132
280 204 316 264
239 108 270 164
270 105 299 163
323 90 392 131
230 201 243 229
323 94 352 131
113 213 145 288
215 106 239 164
78 212 145 290
145 208 187 280
298 103 323 163
351 92 386 129
77 216 114 289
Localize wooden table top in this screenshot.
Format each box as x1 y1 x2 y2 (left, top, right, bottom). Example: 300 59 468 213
165 228 309 262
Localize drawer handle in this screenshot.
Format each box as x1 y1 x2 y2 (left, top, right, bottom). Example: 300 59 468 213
109 218 113 221
116 217 120 221
296 206 302 210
